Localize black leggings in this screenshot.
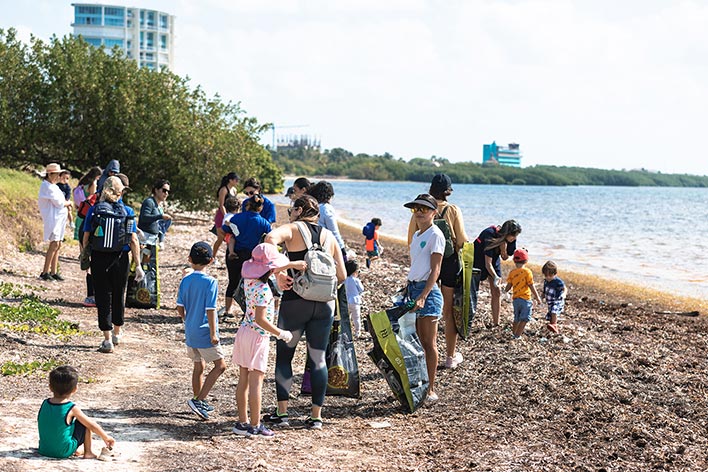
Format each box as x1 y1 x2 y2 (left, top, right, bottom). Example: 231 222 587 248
225 249 251 298
275 297 334 407
90 251 129 332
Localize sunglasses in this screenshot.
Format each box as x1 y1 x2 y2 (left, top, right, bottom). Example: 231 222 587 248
161 188 170 193
410 206 431 214
244 190 257 196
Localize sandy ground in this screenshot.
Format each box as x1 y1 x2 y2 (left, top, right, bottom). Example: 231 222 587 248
1 204 707 472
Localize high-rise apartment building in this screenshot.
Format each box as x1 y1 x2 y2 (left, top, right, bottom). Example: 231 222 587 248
71 3 175 70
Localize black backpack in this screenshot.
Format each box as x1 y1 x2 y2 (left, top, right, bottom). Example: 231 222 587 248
90 201 133 252
433 205 455 258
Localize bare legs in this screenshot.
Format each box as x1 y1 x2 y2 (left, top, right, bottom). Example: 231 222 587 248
440 285 457 358
416 317 439 396
42 240 62 275
489 281 501 326
236 367 266 426
192 359 227 400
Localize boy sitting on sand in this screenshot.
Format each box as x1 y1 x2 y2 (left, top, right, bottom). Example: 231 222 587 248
503 249 541 339
37 366 115 459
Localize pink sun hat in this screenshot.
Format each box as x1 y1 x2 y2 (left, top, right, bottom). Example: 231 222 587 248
241 243 290 279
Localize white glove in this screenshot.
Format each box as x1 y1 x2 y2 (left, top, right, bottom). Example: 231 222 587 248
135 265 145 283
493 276 501 287
277 330 293 343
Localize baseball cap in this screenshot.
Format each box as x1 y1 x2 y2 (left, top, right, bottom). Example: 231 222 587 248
189 241 213 265
513 248 529 263
430 173 453 194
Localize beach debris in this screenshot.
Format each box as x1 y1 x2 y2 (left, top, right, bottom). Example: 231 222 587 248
654 310 699 317
369 421 392 429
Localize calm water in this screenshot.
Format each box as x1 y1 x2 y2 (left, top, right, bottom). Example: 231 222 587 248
276 179 708 299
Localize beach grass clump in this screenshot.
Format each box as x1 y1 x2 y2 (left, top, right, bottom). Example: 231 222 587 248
1 359 61 376
0 281 46 299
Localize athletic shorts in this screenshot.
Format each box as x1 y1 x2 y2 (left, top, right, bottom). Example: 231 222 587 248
186 344 224 363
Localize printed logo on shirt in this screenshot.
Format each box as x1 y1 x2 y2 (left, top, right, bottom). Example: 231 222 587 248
420 241 426 248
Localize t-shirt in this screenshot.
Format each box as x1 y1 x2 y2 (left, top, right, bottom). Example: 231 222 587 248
176 270 219 348
408 225 445 282
507 266 534 300
37 399 78 458
222 211 271 252
241 278 274 336
473 225 517 278
344 275 365 305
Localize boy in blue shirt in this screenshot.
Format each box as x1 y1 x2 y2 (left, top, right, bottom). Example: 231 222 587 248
177 241 226 420
541 260 567 333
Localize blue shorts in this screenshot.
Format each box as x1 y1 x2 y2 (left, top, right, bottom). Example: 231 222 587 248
407 281 443 320
513 298 533 323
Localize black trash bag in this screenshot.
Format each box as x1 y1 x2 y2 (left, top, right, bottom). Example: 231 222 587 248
300 284 361 398
126 245 159 309
367 301 428 413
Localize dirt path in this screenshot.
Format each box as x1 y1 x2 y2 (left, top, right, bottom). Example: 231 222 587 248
2 207 708 471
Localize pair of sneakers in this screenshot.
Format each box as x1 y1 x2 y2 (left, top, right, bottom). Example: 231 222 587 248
98 340 114 353
262 410 323 430
232 422 275 438
188 398 214 420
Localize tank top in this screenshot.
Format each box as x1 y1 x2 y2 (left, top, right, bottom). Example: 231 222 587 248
37 399 78 458
282 222 323 302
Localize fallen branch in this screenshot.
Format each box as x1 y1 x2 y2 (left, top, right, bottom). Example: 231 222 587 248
654 310 700 317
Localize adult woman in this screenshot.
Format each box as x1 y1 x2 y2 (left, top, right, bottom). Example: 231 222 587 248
212 172 239 257
138 179 172 250
308 180 347 257
404 193 445 403
473 220 521 327
38 163 73 281
82 176 142 353
73 166 102 306
222 194 271 317
407 174 469 370
262 195 346 429
292 177 312 199
241 177 276 223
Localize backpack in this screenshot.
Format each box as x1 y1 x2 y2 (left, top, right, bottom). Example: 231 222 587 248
292 221 338 302
77 192 99 219
434 205 455 258
90 201 134 252
362 222 375 240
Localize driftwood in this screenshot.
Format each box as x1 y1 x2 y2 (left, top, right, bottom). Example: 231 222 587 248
654 310 700 317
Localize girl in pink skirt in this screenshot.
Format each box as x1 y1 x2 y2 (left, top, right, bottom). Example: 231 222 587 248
231 243 305 437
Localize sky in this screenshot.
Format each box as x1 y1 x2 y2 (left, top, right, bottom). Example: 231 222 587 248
2 0 708 176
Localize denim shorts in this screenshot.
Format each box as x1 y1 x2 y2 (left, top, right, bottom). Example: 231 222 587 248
513 298 533 323
407 281 443 319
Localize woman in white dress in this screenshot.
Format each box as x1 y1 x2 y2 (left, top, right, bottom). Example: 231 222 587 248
38 163 73 281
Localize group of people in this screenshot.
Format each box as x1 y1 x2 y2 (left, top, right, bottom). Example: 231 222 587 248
36 169 568 458
37 160 173 353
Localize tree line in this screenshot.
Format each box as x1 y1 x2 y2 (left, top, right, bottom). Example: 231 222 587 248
272 147 708 188
0 28 281 210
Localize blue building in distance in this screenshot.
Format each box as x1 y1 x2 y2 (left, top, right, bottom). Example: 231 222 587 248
483 142 522 167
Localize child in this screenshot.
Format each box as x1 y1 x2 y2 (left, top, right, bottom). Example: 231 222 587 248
37 365 115 459
231 243 304 437
363 218 383 269
344 260 365 338
177 241 226 420
503 249 541 339
403 194 445 403
542 261 567 333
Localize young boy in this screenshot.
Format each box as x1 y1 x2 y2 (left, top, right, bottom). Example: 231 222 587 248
37 366 115 459
344 260 365 338
176 241 226 420
503 249 541 339
541 260 567 333
363 218 383 269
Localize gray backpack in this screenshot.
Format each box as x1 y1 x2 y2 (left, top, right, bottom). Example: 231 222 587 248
292 222 338 302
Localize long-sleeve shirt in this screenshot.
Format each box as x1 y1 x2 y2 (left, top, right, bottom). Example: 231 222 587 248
318 202 346 249
138 196 163 235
